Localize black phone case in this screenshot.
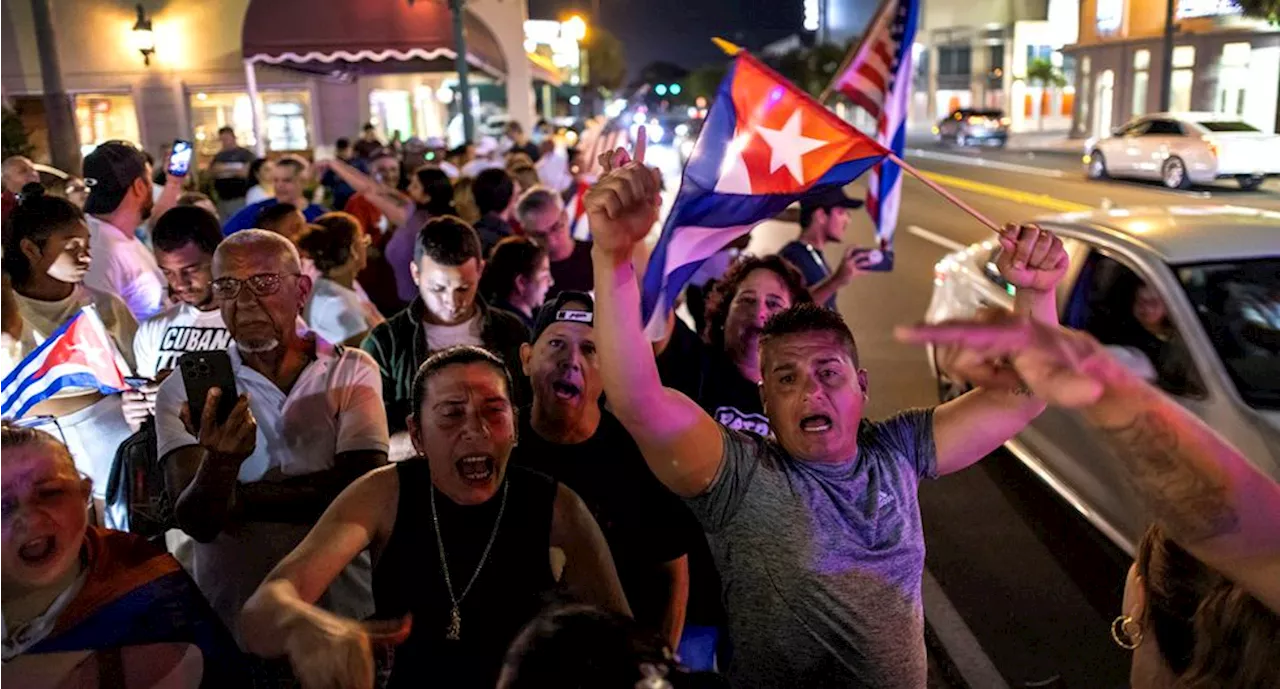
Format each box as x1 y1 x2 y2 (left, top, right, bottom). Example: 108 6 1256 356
177 351 238 432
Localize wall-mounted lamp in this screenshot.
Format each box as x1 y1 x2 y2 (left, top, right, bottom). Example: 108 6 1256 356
130 4 155 66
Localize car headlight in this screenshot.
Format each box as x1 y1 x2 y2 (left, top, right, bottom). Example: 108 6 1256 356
648 124 664 143
931 126 940 135
680 140 694 158
675 123 689 137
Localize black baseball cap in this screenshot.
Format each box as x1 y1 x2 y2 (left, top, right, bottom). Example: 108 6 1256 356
531 291 594 344
82 141 148 215
798 186 864 217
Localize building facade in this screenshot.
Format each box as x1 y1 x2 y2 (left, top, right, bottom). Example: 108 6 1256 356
1064 0 1280 139
2 0 539 165
915 0 1081 133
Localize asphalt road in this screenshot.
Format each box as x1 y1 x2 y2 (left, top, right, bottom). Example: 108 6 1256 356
643 137 1279 688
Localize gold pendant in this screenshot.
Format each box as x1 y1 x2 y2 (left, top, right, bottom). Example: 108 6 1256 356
447 605 461 640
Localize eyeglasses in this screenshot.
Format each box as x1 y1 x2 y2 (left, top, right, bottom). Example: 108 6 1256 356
211 273 299 301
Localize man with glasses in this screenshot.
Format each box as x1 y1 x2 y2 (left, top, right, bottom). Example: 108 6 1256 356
155 229 389 633
516 186 595 296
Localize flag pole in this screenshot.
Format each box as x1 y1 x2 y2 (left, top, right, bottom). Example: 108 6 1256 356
885 151 1005 235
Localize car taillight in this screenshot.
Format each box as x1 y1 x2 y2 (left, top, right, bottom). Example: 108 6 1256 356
1202 136 1219 158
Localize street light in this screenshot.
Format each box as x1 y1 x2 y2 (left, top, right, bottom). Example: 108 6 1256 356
562 15 587 42
130 4 155 66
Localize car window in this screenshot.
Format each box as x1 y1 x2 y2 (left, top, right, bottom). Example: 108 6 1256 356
1197 121 1259 133
1119 121 1150 136
1064 250 1206 398
1176 258 1279 410
1143 119 1184 136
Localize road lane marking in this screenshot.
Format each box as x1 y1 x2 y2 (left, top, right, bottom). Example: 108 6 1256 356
907 147 1071 179
907 224 968 253
911 171 1094 213
923 570 1011 689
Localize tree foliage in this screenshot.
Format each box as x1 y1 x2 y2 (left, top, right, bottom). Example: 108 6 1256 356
2 107 34 160
767 42 849 98
586 27 627 93
1235 0 1279 23
1026 58 1067 88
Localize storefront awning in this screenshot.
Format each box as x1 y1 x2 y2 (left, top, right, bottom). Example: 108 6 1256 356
527 52 563 87
241 0 507 79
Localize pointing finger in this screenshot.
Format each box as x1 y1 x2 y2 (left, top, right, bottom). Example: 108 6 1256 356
634 126 647 165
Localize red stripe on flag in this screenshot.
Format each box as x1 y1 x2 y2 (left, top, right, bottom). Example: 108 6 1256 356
844 89 883 119
855 63 887 93
873 41 894 69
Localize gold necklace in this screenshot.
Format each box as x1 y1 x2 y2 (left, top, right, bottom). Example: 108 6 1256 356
429 479 509 641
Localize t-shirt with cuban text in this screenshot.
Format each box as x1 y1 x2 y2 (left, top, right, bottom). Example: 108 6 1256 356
686 410 937 689
133 303 229 379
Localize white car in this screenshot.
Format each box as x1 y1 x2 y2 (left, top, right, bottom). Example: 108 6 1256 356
1084 112 1280 190
926 206 1280 553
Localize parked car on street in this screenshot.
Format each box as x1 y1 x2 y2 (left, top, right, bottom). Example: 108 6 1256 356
925 206 1280 554
1085 113 1280 190
933 109 1010 147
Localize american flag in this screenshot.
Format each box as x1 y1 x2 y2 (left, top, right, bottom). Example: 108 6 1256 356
827 0 921 251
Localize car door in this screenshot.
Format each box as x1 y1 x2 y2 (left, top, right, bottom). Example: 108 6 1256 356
1009 245 1212 553
1104 120 1152 174
1131 118 1186 177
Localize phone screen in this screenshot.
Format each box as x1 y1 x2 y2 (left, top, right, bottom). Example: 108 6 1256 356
168 140 194 177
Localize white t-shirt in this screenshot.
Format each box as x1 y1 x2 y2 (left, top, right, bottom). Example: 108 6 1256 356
133 302 230 379
305 277 369 345
85 216 169 321
425 313 483 351
154 337 388 629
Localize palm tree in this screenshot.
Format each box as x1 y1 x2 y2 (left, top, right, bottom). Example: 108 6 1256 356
1026 58 1067 132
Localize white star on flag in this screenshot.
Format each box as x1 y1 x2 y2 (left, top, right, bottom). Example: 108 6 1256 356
69 342 105 369
756 110 830 184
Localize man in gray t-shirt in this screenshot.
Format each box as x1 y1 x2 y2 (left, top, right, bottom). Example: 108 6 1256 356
689 413 936 687
584 141 1069 687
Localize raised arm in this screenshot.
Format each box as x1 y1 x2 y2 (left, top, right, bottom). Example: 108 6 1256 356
586 139 724 498
897 316 1280 615
321 159 409 226
930 224 1066 475
240 466 408 689
807 246 867 306
163 389 257 543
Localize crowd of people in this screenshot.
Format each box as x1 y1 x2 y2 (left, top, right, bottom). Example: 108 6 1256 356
1 122 1277 689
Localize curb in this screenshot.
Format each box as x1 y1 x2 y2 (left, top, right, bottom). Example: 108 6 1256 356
922 569 1010 689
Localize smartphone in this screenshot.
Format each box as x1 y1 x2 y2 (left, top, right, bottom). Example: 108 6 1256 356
851 247 895 272
167 139 194 177
177 351 238 433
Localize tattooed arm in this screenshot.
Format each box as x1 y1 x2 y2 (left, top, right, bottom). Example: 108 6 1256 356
898 315 1280 614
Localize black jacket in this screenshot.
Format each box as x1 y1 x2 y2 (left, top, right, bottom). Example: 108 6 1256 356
361 296 530 432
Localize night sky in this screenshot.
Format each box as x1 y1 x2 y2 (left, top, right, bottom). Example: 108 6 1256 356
528 0 803 78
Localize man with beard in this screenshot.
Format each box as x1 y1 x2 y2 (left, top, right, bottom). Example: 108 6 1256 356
586 139 1070 688
240 345 628 689
81 141 168 320
122 206 231 432
511 291 696 648
155 230 389 633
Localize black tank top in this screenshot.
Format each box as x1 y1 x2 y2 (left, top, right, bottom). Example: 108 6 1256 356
374 460 558 689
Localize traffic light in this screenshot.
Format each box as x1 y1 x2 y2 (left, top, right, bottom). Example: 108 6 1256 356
670 84 682 95
655 84 668 96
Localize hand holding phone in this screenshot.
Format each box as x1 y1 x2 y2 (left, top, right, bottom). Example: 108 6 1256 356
177 351 256 460
850 246 895 272
167 140 194 178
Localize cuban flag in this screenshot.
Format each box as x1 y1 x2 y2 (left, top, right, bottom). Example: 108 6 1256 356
1 306 131 419
640 51 889 339
828 0 921 253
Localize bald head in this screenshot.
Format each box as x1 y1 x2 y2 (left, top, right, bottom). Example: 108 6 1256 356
214 228 302 277
2 156 39 195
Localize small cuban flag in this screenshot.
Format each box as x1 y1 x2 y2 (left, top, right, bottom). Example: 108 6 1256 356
1 305 132 419
640 46 890 339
